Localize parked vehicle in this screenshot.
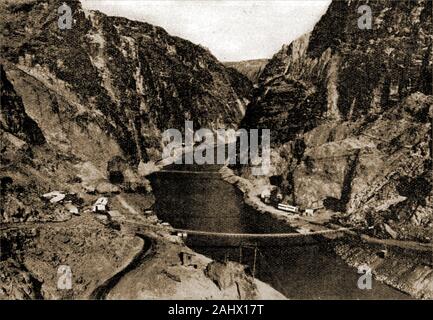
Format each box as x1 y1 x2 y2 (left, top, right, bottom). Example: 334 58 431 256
277 203 299 213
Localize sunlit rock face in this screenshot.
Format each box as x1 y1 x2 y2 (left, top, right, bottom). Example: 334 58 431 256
1 0 250 165
241 0 433 241
224 59 269 83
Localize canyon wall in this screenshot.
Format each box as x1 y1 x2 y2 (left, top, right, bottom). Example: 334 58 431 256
242 0 433 242
1 0 250 163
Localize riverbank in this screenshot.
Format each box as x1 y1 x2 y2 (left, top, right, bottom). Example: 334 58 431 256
219 166 339 235
219 166 433 299
106 224 285 299
0 188 285 300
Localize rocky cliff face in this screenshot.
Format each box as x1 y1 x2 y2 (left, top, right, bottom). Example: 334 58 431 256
0 0 251 222
1 0 249 165
245 0 432 139
1 67 45 146
242 0 433 242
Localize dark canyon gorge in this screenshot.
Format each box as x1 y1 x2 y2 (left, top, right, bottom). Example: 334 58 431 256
0 0 432 300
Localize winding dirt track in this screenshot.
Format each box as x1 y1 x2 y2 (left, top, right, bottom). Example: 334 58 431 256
89 234 154 300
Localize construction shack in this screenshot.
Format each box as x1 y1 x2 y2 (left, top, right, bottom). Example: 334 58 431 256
92 197 108 212
305 208 315 216
42 191 65 203
179 251 196 267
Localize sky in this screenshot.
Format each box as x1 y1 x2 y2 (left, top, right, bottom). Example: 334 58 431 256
80 0 331 62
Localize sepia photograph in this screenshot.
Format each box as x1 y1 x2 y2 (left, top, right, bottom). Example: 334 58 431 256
0 0 432 307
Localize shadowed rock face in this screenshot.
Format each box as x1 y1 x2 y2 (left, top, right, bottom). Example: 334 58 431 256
1 66 45 145
1 0 250 165
241 0 433 242
244 0 432 141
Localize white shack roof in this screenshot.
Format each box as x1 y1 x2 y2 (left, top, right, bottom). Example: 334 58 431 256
94 197 108 206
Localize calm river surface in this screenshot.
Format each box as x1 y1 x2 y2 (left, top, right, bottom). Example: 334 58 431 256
149 163 410 299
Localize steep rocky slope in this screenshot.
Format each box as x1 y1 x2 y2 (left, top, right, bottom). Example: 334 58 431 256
241 0 432 242
1 0 249 165
244 0 432 142
1 67 45 146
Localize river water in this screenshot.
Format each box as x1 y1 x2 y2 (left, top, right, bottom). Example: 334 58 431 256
149 163 410 299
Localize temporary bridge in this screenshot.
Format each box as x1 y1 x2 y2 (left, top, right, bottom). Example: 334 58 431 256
171 226 355 239
125 221 357 246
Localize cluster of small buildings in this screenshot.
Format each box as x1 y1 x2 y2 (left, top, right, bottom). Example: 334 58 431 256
41 191 120 219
